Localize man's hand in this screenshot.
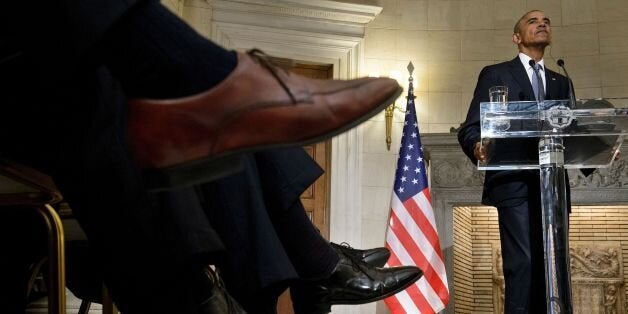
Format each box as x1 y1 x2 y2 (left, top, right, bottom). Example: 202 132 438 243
474 141 488 162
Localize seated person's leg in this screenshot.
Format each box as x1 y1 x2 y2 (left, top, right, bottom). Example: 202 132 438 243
99 0 402 190
197 149 422 313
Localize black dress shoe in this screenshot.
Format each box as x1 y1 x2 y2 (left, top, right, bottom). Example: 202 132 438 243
325 252 422 304
291 250 422 312
197 268 247 314
330 242 390 268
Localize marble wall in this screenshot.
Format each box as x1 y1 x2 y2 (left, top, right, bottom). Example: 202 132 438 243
357 2 628 304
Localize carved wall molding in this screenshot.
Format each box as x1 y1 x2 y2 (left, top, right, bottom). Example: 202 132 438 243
492 244 625 314
431 156 484 188
189 0 382 37
568 158 628 189
204 0 382 25
571 246 622 279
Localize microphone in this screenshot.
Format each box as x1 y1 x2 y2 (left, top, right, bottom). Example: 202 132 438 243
557 59 577 108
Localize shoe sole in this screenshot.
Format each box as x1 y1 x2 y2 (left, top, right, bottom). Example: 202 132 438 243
143 86 403 191
142 154 246 192
331 270 423 305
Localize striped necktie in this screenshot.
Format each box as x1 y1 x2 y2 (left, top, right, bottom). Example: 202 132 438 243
531 63 545 102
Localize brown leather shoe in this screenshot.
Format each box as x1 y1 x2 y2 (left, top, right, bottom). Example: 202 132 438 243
128 49 401 190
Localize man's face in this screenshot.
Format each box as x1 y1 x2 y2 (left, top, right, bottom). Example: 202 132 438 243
513 11 552 48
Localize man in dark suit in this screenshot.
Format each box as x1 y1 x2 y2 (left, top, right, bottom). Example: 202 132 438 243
458 10 570 314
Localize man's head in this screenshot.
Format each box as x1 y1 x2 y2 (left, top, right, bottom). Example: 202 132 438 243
512 10 552 52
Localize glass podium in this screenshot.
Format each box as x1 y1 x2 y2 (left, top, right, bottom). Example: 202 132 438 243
479 99 628 314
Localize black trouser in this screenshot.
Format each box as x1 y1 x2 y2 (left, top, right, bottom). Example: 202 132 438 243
497 186 547 314
196 148 339 313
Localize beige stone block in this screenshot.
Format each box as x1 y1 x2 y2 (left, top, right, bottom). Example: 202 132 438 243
427 31 462 61
492 0 526 30
428 61 463 92
599 21 628 55
597 0 628 23
560 55 601 88
363 58 383 78
602 85 628 100
398 0 429 30
364 28 398 59
396 30 430 61
369 13 400 29
415 91 430 124
543 56 560 72
367 0 401 29
461 91 474 122
460 0 494 30
575 87 602 100
412 63 430 92
362 119 389 153
370 107 387 123
361 153 398 186
428 92 462 123
361 218 389 252
162 0 180 13
601 54 628 87
550 24 599 57
461 61 488 94
561 0 597 25
492 29 519 62
428 123 458 133
525 0 563 26
362 186 394 220
362 109 412 153
461 30 495 61
427 0 462 30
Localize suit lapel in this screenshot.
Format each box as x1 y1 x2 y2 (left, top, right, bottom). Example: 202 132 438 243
507 57 535 100
545 69 560 100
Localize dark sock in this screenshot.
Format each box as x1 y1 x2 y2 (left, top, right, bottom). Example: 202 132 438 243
237 282 284 314
271 200 339 280
290 280 332 314
102 0 237 99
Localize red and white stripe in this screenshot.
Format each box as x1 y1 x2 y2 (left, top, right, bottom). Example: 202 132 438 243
385 189 449 313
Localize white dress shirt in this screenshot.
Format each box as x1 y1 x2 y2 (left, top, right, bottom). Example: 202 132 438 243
518 52 546 92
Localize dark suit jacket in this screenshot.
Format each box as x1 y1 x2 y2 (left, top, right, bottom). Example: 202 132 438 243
458 57 570 207
0 1 231 311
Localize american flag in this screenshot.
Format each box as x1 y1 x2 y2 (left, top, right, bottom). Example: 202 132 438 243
384 76 449 313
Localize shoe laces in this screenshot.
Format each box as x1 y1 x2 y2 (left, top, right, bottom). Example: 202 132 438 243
336 242 354 250
339 249 376 282
333 242 377 281
246 49 298 105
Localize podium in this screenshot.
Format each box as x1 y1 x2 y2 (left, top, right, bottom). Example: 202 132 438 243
479 99 628 313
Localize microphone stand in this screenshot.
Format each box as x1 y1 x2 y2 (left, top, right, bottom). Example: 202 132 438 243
557 59 577 108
